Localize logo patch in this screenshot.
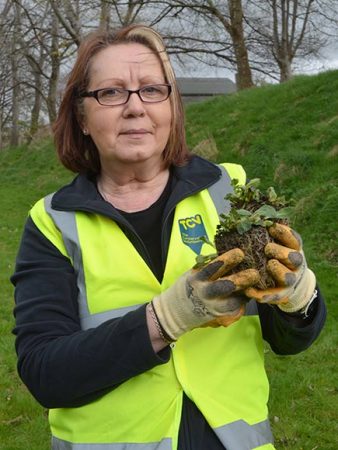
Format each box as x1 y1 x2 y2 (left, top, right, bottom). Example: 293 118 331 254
178 214 208 255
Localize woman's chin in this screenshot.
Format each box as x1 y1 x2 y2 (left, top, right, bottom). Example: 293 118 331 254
114 147 163 165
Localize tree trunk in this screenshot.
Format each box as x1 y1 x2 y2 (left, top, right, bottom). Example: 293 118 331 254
47 15 60 124
228 0 254 89
10 4 20 147
278 56 293 82
26 40 45 145
100 0 111 29
27 74 42 144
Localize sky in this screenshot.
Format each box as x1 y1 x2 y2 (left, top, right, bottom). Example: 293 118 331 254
303 44 338 75
174 43 338 82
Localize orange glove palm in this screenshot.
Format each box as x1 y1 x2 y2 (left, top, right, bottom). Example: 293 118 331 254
245 223 316 313
152 248 260 340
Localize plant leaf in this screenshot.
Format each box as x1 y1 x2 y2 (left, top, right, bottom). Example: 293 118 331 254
247 178 261 189
198 235 215 248
237 208 252 216
237 221 252 234
194 253 218 269
267 187 277 202
255 205 278 218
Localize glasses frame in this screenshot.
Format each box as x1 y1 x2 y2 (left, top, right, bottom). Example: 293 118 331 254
79 84 172 106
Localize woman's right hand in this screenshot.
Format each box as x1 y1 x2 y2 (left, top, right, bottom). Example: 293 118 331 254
151 249 260 341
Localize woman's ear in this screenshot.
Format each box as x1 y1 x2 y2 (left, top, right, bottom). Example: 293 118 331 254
76 100 88 135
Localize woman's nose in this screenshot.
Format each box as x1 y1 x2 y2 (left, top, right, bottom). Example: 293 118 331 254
122 92 146 117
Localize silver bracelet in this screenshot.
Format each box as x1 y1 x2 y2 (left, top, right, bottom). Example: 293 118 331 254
147 303 172 344
300 289 318 318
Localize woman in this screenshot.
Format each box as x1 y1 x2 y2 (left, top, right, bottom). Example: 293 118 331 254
11 24 326 450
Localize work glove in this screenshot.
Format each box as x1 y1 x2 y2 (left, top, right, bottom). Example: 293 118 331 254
245 223 316 314
152 248 260 341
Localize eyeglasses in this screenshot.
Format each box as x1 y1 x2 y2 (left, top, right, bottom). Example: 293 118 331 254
79 84 172 106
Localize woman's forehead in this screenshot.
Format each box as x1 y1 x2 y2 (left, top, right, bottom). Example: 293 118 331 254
89 43 163 77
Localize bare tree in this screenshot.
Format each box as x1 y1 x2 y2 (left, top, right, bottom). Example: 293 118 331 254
15 1 51 142
161 0 254 89
0 0 13 149
11 1 65 140
228 0 253 88
10 2 21 147
46 13 61 123
246 0 332 82
110 0 147 25
100 0 112 29
49 0 83 46
1 0 337 149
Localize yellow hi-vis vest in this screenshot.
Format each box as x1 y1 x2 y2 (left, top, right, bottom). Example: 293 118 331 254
30 163 275 450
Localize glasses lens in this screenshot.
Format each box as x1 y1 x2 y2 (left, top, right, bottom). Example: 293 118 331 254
140 85 170 102
98 88 128 105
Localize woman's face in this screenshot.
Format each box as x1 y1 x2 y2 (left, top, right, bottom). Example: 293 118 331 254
82 43 172 169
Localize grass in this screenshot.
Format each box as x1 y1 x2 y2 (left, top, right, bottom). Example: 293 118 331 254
1 70 337 449
186 69 338 449
0 140 72 450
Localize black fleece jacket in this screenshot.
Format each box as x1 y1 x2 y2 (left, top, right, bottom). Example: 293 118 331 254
11 155 326 449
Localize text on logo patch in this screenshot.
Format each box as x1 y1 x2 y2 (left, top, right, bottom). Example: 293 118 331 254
178 214 208 255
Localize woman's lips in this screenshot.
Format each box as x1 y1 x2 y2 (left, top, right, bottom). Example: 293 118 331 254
120 129 150 135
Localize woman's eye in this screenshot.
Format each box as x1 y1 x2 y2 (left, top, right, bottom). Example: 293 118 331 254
101 88 119 97
143 86 160 94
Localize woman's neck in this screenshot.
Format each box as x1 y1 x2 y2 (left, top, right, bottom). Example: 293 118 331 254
97 164 170 213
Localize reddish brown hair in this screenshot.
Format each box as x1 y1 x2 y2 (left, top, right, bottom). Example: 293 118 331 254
53 24 190 174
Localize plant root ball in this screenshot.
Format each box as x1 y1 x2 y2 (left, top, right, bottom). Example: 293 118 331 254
214 226 275 290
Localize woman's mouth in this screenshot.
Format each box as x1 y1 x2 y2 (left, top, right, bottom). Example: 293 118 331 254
120 129 150 136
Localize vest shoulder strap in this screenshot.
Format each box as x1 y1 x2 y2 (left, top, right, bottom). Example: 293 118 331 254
208 163 246 217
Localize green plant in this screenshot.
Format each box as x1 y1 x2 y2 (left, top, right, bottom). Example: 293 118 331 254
217 178 293 235
211 178 295 289
195 179 293 276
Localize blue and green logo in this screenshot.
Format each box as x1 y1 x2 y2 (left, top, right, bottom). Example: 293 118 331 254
178 214 208 255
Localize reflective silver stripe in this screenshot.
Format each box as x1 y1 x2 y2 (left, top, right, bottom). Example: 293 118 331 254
208 167 258 319
45 196 145 330
207 164 232 217
44 195 90 328
215 418 273 450
52 436 172 450
81 304 139 329
52 419 272 450
84 300 257 329
45 166 239 330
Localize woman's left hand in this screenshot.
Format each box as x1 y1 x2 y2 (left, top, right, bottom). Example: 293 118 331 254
245 223 317 313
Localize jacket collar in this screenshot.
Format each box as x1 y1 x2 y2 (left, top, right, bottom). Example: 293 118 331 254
51 155 221 218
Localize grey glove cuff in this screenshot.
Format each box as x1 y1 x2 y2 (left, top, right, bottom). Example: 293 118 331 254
278 269 317 313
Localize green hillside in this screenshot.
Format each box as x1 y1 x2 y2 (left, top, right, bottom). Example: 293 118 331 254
1 70 337 449
186 70 337 278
